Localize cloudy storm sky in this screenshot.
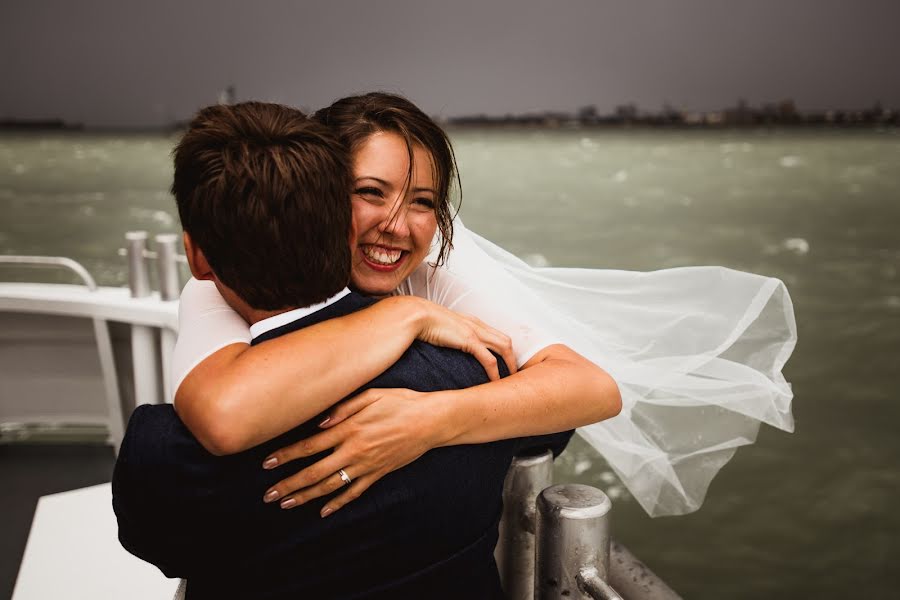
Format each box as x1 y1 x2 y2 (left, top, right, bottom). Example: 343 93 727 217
2 0 899 127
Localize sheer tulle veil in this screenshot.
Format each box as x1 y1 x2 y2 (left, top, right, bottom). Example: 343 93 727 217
436 218 796 517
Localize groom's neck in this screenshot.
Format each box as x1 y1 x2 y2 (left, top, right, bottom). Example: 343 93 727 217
212 280 298 326
244 306 297 326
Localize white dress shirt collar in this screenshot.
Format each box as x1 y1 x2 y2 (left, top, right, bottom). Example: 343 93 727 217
249 287 351 340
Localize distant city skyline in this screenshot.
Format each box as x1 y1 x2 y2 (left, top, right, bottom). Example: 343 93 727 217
445 98 897 128
2 0 899 127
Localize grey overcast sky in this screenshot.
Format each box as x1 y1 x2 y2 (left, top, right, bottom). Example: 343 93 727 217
2 0 899 127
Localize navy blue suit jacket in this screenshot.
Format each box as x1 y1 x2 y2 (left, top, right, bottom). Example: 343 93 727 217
113 292 572 599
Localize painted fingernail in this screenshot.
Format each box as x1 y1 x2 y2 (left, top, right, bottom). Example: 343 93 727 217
320 507 333 518
262 457 278 469
318 416 331 427
280 498 296 509
264 490 279 503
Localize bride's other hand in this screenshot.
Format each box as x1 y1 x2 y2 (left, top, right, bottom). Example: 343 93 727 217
261 388 449 516
413 300 517 379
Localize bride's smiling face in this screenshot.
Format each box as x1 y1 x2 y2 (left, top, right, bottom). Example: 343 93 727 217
350 131 438 296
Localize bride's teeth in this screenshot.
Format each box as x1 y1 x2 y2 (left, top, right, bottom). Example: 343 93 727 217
363 246 402 265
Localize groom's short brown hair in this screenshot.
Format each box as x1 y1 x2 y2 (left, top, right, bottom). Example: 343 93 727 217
172 102 352 310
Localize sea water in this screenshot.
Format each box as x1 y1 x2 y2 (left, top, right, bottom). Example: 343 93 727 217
2 127 899 599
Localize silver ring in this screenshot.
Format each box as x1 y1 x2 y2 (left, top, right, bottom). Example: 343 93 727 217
338 469 352 486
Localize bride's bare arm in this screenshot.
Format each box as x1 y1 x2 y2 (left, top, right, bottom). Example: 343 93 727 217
430 343 621 444
175 294 516 456
261 343 620 514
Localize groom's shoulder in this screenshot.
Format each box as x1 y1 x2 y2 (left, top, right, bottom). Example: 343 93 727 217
122 403 183 445
120 404 175 456
126 402 177 428
306 292 510 389
329 293 509 389
379 338 509 392
117 403 208 472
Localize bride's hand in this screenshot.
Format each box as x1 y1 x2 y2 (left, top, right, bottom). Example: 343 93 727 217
413 299 517 379
261 388 444 516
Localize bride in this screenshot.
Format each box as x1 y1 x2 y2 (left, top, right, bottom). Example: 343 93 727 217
172 92 795 518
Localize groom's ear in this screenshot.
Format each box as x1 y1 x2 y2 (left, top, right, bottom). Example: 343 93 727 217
182 232 214 281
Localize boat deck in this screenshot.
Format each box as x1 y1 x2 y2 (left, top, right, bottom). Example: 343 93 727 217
1 443 115 599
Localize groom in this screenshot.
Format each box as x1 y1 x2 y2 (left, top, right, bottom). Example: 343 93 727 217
112 101 571 600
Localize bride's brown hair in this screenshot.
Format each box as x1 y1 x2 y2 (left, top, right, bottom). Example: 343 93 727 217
313 92 460 267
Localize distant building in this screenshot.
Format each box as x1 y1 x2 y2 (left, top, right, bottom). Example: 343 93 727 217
724 99 754 125
614 103 638 123
577 105 598 125
708 112 726 125
682 112 704 125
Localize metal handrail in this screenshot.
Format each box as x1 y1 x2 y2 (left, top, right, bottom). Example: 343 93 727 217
0 255 98 290
579 567 624 600
608 541 682 600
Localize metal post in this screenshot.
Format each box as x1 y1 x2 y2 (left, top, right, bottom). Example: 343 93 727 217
154 234 181 403
496 451 554 600
125 231 151 298
535 484 621 600
154 233 182 302
125 231 161 406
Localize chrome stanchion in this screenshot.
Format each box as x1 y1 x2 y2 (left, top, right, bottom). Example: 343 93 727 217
535 484 620 600
155 234 181 403
125 231 161 405
125 231 151 298
154 233 182 302
496 450 554 600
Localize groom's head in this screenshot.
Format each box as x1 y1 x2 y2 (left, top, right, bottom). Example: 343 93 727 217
173 102 353 314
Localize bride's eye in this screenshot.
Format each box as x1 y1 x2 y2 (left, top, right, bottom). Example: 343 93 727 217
413 197 436 210
355 186 383 198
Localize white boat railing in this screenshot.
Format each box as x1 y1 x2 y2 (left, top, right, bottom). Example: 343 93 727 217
0 255 100 290
0 232 183 451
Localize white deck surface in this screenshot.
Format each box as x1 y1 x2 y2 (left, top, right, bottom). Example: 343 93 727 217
12 483 179 600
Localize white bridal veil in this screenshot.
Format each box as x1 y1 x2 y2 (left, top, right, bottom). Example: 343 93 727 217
440 219 796 517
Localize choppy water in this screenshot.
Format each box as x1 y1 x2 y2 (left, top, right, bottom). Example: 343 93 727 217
2 128 899 599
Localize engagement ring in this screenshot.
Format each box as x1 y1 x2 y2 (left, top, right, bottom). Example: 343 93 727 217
338 469 352 486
